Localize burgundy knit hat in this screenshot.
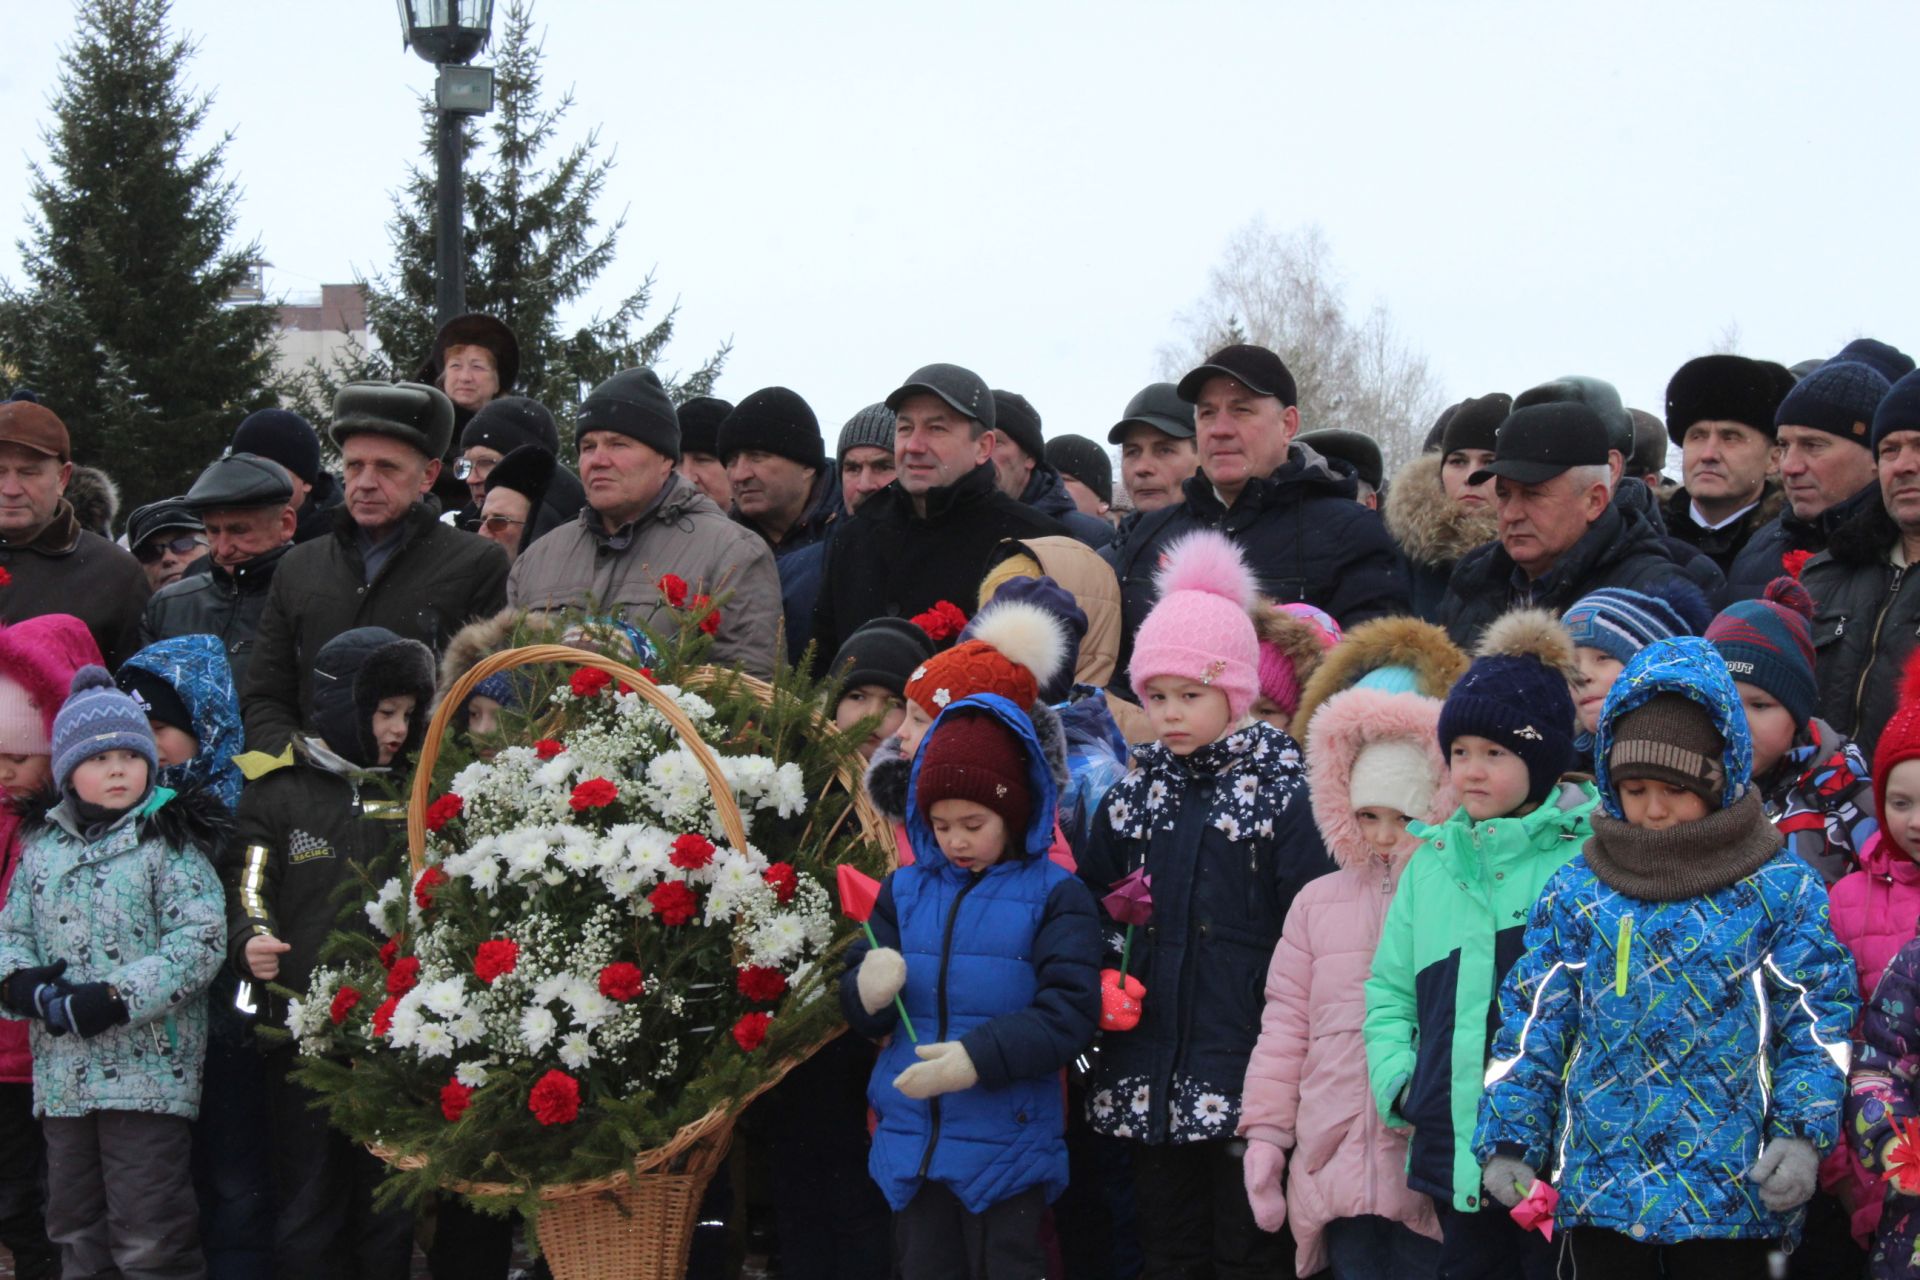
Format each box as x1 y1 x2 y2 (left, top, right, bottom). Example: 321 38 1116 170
1872 649 1920 842
914 709 1034 841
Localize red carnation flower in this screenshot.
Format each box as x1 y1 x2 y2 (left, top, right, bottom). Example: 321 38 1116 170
670 832 716 870
371 995 399 1038
386 955 421 996
1782 549 1813 580
528 1069 581 1126
732 1011 772 1053
570 667 612 697
414 866 449 911
424 793 464 833
598 962 645 1001
473 939 520 984
533 738 566 760
910 600 968 642
658 573 690 608
691 595 721 636
736 965 788 1003
378 935 402 970
762 862 798 904
440 1079 474 1122
647 880 698 926
570 778 619 812
329 986 362 1025
637 667 656 683
0 568 12 588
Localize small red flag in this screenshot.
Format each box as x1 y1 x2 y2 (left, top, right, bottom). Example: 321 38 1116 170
836 864 882 923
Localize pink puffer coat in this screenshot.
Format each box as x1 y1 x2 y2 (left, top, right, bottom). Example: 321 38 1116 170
1238 686 1451 1276
0 614 106 1084
1824 831 1920 1244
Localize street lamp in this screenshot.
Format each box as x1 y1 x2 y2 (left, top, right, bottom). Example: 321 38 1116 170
395 0 496 325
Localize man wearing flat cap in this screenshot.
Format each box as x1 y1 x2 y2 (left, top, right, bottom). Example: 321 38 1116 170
1107 343 1407 688
508 367 782 675
241 381 510 750
1437 403 1705 647
141 453 300 684
0 400 149 667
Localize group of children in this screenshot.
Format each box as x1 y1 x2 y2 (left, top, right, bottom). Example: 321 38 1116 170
833 534 1920 1280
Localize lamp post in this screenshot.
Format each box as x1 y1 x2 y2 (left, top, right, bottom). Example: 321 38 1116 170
396 0 496 326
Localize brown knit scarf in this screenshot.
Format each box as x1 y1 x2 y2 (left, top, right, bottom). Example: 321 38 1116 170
1583 789 1782 902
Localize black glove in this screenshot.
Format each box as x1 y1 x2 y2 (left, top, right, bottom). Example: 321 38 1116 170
51 983 127 1039
0 960 65 1019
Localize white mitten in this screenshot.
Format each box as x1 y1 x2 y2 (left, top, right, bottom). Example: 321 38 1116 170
856 947 906 1016
892 1041 979 1099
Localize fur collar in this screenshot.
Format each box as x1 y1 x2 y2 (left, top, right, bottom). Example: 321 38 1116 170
1826 490 1902 565
1382 452 1498 569
21 783 230 860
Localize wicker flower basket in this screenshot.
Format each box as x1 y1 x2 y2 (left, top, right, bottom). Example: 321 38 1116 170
379 643 891 1280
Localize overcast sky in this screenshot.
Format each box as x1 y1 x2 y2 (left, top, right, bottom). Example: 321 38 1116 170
1 1 1914 454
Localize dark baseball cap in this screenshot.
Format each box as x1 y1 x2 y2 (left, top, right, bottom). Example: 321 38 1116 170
126 498 204 550
1513 375 1632 456
1175 344 1298 407
884 363 995 430
1107 382 1196 443
185 453 295 512
1469 402 1611 486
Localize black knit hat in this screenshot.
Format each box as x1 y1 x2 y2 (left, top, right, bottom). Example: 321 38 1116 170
330 381 455 461
989 391 1045 461
577 368 680 461
1299 428 1382 489
717 387 824 469
1874 369 1920 451
1776 361 1889 447
837 403 896 461
1044 435 1113 504
1439 393 1513 457
676 396 734 459
828 617 936 700
114 665 195 736
231 409 320 484
1176 344 1297 408
460 395 558 456
483 443 556 505
1664 355 1795 446
1834 338 1915 385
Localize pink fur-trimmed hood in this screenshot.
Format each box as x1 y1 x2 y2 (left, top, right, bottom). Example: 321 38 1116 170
1305 686 1455 871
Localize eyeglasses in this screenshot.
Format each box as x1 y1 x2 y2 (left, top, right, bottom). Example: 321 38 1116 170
454 457 500 481
480 514 526 533
133 534 206 564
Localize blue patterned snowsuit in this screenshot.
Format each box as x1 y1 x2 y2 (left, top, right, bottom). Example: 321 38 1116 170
1474 638 1856 1244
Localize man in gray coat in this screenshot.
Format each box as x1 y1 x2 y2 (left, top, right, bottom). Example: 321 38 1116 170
508 368 780 676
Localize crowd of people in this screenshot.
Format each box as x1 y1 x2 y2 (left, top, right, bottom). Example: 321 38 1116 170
0 314 1915 1279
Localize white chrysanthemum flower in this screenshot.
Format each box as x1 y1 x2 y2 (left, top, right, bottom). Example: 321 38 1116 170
388 1002 425 1049
563 980 615 1027
519 1006 558 1051
455 1061 490 1088
558 1031 595 1070
450 761 491 798
414 1023 457 1059
421 977 468 1020
769 762 807 817
447 1010 485 1046
604 866 642 900
534 756 574 788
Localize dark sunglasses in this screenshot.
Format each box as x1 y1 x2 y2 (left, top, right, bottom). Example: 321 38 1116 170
134 534 205 564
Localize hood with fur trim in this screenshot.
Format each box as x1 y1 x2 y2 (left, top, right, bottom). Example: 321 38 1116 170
1382 452 1498 570
1292 615 1468 746
1306 687 1456 871
0 614 104 745
433 608 563 714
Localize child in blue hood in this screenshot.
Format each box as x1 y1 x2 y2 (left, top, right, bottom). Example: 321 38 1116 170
839 694 1100 1279
1475 637 1856 1273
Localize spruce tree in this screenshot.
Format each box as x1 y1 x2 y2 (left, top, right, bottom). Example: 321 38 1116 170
293 0 726 437
0 0 277 513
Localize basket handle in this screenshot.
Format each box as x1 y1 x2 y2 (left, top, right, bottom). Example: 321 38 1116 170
408 643 751 875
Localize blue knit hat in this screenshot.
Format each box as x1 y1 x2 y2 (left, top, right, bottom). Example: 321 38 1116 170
1705 578 1818 729
1438 611 1577 806
1776 361 1889 447
52 666 158 797
1874 369 1920 451
1561 585 1710 667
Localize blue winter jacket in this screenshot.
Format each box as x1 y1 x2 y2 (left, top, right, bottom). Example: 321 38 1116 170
839 693 1101 1213
1474 638 1856 1242
119 636 245 813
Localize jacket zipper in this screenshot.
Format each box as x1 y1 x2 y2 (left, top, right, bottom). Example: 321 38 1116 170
1851 565 1906 728
917 873 983 1179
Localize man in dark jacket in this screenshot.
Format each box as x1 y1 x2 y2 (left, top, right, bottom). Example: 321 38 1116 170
142 452 298 685
1107 344 1407 689
1661 354 1794 576
0 400 149 668
810 364 1069 670
230 408 344 546
989 391 1113 549
1728 345 1908 601
1804 370 1920 755
720 387 843 656
1438 402 1724 647
241 382 509 751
